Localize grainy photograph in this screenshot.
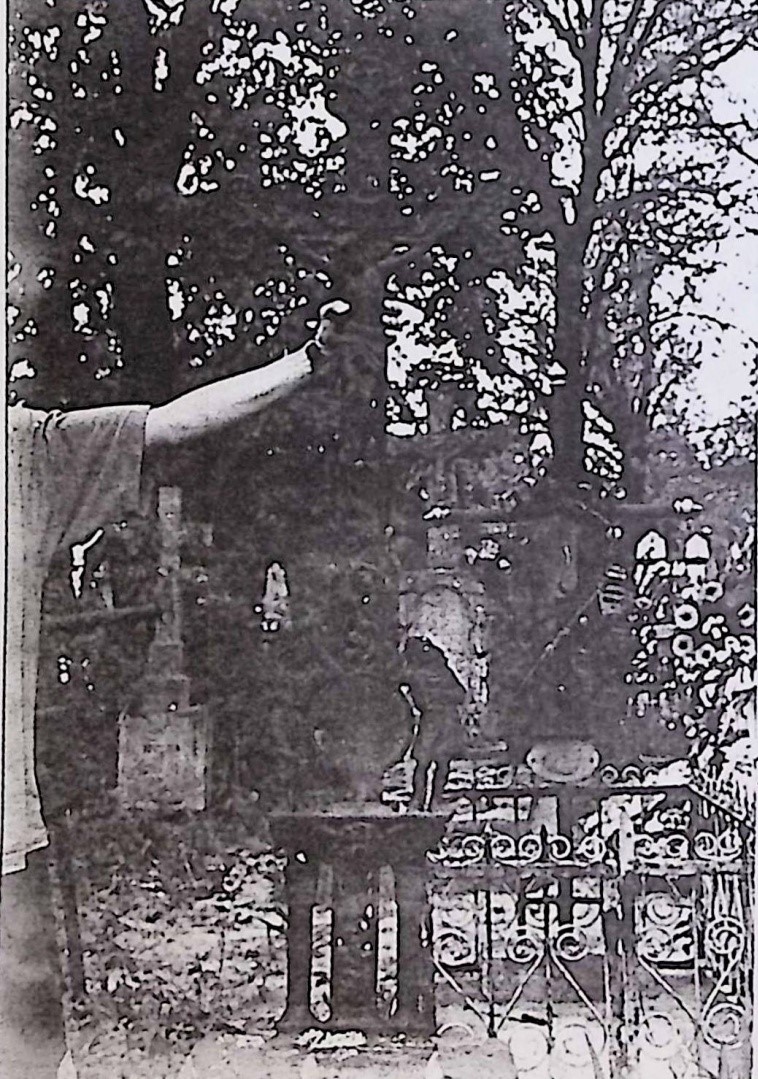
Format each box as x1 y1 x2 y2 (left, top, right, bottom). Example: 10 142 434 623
3 1 757 1077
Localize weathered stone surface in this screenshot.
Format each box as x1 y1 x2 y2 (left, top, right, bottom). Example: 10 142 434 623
117 707 211 811
118 488 212 811
271 810 447 1038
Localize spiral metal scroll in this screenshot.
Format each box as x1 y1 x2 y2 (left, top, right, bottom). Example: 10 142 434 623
646 892 682 926
702 1001 750 1049
704 915 747 959
637 893 693 963
638 925 682 963
474 764 516 789
427 833 486 867
432 829 614 868
434 925 478 968
502 925 545 965
574 834 609 864
635 1012 688 1061
489 833 517 862
634 831 690 864
692 830 744 863
552 926 591 963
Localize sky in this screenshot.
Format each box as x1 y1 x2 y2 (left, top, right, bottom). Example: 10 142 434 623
674 45 758 429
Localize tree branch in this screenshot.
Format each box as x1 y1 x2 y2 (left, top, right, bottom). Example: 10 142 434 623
598 186 671 214
713 127 758 168
513 584 604 696
651 310 758 345
645 371 681 420
602 0 651 121
529 0 583 63
632 27 758 97
581 1 604 114
624 0 677 67
606 7 756 127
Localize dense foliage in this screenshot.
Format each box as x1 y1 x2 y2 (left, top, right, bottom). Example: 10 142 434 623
10 3 755 1064
11 0 756 809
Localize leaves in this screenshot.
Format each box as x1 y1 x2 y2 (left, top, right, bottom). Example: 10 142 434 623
69 805 287 1045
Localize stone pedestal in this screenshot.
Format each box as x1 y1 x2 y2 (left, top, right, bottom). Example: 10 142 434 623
276 850 319 1034
117 706 210 811
270 808 447 1038
393 861 436 1037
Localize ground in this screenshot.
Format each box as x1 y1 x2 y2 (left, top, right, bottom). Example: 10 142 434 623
59 814 747 1079
68 1020 735 1079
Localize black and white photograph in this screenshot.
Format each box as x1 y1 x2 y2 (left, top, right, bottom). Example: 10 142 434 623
3 1 757 1076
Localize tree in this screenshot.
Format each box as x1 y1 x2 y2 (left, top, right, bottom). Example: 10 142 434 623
384 0 757 475
11 0 756 805
375 0 757 764
11 0 538 805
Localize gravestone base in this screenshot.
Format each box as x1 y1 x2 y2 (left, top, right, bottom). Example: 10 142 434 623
117 705 211 812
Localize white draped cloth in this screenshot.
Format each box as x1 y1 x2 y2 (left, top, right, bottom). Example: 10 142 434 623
3 402 149 874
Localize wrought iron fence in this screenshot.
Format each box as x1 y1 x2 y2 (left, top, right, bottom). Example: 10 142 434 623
425 770 753 1078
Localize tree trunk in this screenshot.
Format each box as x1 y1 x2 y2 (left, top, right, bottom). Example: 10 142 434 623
549 236 590 492
108 2 211 404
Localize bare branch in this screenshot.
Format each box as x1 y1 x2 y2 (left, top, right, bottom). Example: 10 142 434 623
581 1 604 113
599 173 737 218
564 0 586 42
598 187 671 213
528 0 583 63
603 0 664 119
618 0 653 58
574 5 610 219
625 0 678 67
645 371 684 420
715 128 758 168
632 26 758 97
605 7 757 127
651 310 758 345
684 412 758 437
514 585 604 694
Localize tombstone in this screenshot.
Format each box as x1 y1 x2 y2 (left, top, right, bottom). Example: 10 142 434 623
118 487 211 811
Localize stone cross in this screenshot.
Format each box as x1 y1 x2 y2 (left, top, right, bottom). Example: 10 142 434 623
118 487 211 812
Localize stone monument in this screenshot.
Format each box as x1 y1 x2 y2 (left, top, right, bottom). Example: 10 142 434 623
118 487 211 812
